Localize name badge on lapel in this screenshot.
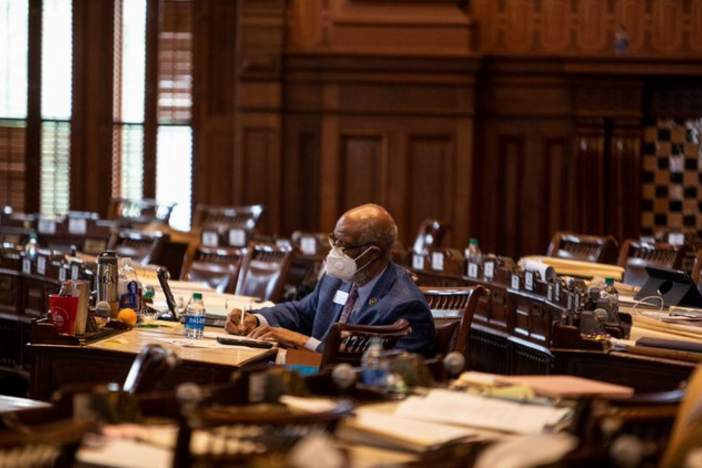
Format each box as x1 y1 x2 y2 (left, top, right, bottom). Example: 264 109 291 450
333 290 349 306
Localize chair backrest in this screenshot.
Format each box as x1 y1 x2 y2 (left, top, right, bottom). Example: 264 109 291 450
108 197 176 227
421 285 485 359
172 378 352 468
235 242 294 302
412 218 450 255
107 229 170 265
192 204 264 248
122 343 180 395
547 231 619 264
617 239 685 287
692 249 702 290
319 318 411 370
182 246 247 294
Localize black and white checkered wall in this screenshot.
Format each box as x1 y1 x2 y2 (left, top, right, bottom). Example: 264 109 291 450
641 118 702 237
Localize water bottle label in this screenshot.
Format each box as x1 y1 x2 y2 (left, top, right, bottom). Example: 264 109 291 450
362 368 388 388
185 314 206 330
468 262 478 279
119 281 139 310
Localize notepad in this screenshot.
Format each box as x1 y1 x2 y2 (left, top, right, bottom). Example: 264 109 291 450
494 375 634 399
337 408 482 452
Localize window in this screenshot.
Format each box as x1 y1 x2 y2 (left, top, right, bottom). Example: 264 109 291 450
0 0 28 211
114 0 194 230
40 0 72 217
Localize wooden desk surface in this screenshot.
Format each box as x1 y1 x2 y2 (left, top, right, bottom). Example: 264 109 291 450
85 324 274 368
29 324 277 400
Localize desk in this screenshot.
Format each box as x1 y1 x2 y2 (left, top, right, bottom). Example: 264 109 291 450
28 325 276 400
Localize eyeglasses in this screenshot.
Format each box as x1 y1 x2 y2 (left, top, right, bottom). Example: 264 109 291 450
328 233 375 255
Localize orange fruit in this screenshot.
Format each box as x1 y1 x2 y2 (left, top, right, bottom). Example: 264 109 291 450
117 308 138 326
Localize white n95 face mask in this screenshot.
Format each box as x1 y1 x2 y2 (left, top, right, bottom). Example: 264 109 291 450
326 246 372 282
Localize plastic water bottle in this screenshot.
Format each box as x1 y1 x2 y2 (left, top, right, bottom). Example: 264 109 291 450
465 238 482 278
25 232 39 260
118 258 140 312
184 292 206 339
361 337 388 389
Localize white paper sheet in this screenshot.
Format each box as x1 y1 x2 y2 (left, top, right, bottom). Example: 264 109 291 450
394 389 570 435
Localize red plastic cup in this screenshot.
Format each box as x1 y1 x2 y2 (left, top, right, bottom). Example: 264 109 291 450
49 294 79 335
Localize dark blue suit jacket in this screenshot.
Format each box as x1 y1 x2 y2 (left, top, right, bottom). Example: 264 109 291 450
257 263 437 357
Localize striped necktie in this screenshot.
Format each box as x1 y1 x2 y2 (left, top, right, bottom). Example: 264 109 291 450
339 284 359 323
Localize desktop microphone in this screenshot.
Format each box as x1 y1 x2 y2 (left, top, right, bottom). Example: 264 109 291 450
443 351 466 378
331 363 357 389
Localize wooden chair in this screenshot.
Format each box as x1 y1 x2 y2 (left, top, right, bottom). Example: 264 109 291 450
0 418 93 468
181 246 247 294
107 229 170 265
172 375 352 468
547 231 619 264
319 318 411 370
565 387 686 468
192 204 264 248
108 197 176 228
690 249 702 291
617 239 685 287
235 242 294 302
421 285 485 359
284 231 329 300
412 217 450 255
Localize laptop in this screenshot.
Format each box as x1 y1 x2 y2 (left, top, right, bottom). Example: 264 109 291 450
634 265 702 308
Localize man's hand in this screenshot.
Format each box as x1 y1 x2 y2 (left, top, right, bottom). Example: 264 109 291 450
248 325 310 348
225 308 258 336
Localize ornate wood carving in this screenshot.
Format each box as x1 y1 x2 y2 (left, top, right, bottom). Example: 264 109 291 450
472 0 702 56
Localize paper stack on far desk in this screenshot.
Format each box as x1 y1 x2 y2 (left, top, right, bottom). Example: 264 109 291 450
520 256 624 280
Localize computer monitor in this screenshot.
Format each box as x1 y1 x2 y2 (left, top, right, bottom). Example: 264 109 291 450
634 265 702 308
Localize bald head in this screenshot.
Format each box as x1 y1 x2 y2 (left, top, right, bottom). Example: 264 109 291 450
334 204 398 259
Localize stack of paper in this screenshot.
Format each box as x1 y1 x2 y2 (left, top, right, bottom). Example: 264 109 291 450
520 256 624 281
393 389 569 436
629 313 702 346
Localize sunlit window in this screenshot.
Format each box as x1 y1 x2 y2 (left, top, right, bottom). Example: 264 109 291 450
40 0 72 217
0 0 29 211
157 126 192 230
114 0 193 230
113 0 146 201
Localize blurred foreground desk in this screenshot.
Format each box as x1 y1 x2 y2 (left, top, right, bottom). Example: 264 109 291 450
28 324 276 400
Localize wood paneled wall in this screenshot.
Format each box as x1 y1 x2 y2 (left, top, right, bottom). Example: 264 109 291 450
211 0 702 260
58 0 702 260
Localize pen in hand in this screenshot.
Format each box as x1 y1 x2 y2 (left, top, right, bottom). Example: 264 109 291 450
240 301 252 336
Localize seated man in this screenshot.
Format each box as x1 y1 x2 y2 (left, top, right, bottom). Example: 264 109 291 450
225 203 437 357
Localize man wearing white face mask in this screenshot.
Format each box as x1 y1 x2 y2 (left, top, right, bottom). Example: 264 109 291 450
224 204 437 357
